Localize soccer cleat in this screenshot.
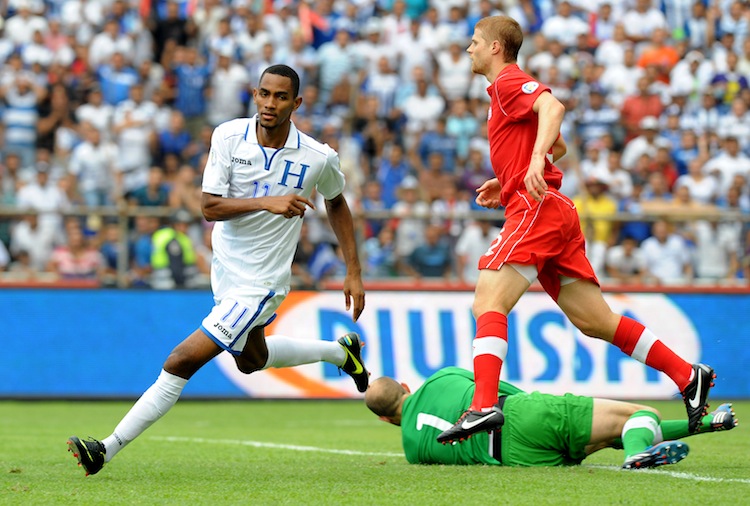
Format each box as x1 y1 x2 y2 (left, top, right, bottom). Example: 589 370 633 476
67 436 106 476
705 403 738 432
681 364 715 434
436 405 505 445
622 441 689 470
338 332 369 392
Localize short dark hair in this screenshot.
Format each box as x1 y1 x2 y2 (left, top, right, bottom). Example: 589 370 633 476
260 64 301 98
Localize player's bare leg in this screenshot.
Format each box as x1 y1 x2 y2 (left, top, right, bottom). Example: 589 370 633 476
438 266 529 444
557 280 713 433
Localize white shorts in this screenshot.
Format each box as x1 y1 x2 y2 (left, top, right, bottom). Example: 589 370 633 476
200 288 286 356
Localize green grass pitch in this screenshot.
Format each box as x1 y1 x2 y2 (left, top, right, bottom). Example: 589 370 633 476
1 399 748 505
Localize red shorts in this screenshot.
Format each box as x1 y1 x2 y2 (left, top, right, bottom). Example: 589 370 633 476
478 189 599 301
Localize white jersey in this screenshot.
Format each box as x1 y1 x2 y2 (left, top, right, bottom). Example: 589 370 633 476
202 115 345 295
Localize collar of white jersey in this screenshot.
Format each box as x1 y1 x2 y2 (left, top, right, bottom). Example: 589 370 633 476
244 114 301 149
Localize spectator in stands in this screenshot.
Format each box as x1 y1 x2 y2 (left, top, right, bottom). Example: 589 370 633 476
76 85 114 140
236 11 272 67
112 83 157 199
317 29 360 105
4 2 47 46
9 212 57 272
455 219 502 285
89 18 135 69
686 218 741 283
47 223 105 281
620 116 671 171
155 110 195 164
637 28 680 84
716 98 750 151
358 179 387 240
148 0 196 65
417 117 458 173
574 176 619 247
527 38 576 84
98 51 139 106
172 46 210 136
641 219 693 285
599 44 643 109
363 225 398 279
459 147 495 198
407 223 452 280
15 163 68 240
541 0 589 47
704 135 750 196
674 156 718 205
392 175 429 275
68 123 118 207
129 214 160 288
445 98 478 164
208 50 250 123
168 164 202 217
1 72 45 168
129 166 170 208
150 209 199 290
395 18 433 81
418 152 451 204
377 143 414 208
684 90 721 135
621 0 667 46
574 87 622 149
620 78 664 142
400 76 446 141
430 178 471 244
99 220 123 287
605 235 646 285
433 38 472 102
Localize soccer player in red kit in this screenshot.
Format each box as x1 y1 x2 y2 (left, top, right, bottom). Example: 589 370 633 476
437 16 715 444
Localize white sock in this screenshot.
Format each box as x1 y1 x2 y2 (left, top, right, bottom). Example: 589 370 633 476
263 334 345 369
102 369 187 462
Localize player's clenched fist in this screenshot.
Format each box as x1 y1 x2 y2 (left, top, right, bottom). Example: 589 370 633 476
265 195 316 218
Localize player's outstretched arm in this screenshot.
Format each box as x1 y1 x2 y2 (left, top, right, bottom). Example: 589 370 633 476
325 193 365 321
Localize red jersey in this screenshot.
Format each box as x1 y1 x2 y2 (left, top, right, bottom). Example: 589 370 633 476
486 64 563 206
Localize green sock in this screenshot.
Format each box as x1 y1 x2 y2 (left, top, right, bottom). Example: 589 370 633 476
660 413 715 439
622 410 660 460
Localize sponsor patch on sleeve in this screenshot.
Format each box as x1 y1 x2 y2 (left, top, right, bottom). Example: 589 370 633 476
521 81 540 94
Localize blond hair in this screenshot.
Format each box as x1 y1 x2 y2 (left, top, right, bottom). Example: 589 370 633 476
475 16 523 63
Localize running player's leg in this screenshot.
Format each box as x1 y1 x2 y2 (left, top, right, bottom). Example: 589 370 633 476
68 329 222 474
235 325 369 391
435 265 528 444
557 279 714 433
470 265 530 411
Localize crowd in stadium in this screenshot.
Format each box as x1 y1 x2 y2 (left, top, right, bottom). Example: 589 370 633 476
0 0 749 288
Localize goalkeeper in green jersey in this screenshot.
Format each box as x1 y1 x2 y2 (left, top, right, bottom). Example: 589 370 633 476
364 367 738 469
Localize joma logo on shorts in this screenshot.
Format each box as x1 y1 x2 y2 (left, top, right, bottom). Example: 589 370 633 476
231 157 252 165
214 322 233 339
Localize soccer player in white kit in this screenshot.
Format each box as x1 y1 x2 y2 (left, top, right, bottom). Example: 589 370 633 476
68 65 368 476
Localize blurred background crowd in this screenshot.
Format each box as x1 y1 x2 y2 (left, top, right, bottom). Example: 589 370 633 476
0 0 749 289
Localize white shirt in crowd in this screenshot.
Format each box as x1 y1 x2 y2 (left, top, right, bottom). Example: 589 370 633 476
641 234 692 284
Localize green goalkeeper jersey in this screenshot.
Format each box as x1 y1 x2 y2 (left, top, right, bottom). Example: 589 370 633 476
400 367 524 465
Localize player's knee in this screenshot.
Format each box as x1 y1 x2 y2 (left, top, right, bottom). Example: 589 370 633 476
234 357 263 374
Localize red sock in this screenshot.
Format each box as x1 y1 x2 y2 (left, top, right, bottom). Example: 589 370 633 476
612 316 693 390
470 312 508 411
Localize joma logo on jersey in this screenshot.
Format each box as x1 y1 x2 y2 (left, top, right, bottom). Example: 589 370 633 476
213 322 233 339
231 156 252 165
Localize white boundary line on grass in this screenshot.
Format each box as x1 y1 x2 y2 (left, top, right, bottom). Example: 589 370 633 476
151 436 404 458
585 465 750 484
151 436 750 484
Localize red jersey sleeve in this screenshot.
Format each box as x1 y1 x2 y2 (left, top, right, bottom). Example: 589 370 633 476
492 70 551 122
